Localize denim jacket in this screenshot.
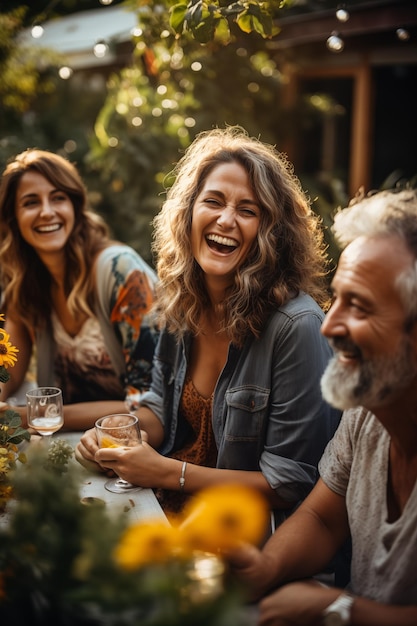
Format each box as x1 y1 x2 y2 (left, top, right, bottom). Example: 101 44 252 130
140 292 340 520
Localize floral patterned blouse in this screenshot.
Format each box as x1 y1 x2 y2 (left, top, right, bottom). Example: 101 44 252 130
36 245 159 410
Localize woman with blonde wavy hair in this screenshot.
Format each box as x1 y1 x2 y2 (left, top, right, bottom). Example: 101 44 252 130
77 126 340 525
0 148 158 430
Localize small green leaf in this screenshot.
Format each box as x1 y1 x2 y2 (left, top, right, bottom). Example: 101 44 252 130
192 15 217 43
236 13 254 34
169 3 189 33
8 426 31 444
251 14 272 37
0 367 10 383
213 16 231 43
1 409 21 428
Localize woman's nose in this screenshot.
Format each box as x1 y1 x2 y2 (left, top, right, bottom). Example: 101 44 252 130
217 205 236 228
39 200 54 217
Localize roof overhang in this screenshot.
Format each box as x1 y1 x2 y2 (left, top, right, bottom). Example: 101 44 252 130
18 4 137 69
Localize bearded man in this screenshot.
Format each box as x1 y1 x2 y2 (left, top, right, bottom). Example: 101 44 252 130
229 188 417 626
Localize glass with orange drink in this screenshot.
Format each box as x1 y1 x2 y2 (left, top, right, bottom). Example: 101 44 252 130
95 413 142 493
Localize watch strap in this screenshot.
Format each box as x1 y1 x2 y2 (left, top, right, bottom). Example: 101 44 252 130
322 592 354 626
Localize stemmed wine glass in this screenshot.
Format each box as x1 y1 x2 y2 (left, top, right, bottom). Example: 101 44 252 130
26 387 64 443
95 413 142 493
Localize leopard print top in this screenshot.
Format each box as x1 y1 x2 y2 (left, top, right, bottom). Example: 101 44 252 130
155 376 218 519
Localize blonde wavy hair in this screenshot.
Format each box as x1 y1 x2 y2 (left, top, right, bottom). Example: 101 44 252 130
153 126 330 345
0 149 110 331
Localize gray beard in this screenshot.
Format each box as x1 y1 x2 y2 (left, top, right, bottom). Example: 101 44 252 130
321 340 417 411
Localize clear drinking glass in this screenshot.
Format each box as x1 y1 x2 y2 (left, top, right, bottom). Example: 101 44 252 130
26 387 64 442
95 413 142 493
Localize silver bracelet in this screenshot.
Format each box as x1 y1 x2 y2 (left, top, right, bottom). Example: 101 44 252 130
179 461 187 491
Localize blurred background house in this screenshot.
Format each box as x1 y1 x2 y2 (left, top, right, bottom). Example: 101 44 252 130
269 0 417 196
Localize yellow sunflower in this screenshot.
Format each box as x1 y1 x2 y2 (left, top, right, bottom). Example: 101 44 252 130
114 519 180 571
179 483 269 554
0 327 19 369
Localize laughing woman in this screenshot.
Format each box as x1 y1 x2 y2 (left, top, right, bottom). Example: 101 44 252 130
0 149 158 430
76 126 340 526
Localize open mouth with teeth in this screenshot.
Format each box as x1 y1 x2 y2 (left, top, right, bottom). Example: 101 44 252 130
35 224 62 233
206 233 238 254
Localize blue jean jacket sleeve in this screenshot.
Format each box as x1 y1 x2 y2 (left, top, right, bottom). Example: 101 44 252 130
259 308 339 501
138 330 182 449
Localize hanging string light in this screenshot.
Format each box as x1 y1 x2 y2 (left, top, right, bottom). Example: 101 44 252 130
93 40 109 58
396 28 410 41
31 23 44 38
336 6 350 23
326 4 349 54
326 31 344 53
58 66 73 79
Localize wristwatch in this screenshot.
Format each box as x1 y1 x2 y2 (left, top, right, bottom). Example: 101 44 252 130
322 592 354 626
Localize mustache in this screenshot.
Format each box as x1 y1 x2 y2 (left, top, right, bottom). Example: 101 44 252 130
328 337 362 359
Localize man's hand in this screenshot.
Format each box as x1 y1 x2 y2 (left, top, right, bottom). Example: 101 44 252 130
226 543 278 602
258 580 342 626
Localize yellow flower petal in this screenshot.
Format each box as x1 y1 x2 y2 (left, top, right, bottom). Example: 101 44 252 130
114 519 179 570
180 484 269 553
0 332 19 368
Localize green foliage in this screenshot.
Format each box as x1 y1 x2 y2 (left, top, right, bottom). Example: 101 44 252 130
159 0 287 42
85 61 185 262
0 8 71 175
0 445 126 619
0 409 30 446
0 445 250 625
0 8 62 114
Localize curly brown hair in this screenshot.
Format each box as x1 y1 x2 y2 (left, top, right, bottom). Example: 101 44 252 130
153 126 330 345
0 149 110 330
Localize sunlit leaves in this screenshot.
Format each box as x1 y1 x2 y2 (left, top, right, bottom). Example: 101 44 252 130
236 1 280 38
169 0 283 42
0 8 62 113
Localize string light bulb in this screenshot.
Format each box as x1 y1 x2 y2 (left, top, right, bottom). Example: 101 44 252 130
336 7 350 22
93 40 108 58
59 66 73 80
326 31 344 53
31 23 44 38
396 28 410 41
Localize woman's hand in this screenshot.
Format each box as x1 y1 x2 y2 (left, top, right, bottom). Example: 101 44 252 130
75 427 114 475
94 440 172 488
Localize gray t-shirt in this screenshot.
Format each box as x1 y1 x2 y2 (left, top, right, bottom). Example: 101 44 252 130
319 407 417 604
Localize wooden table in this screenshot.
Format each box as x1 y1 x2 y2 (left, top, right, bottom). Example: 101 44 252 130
53 431 168 525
